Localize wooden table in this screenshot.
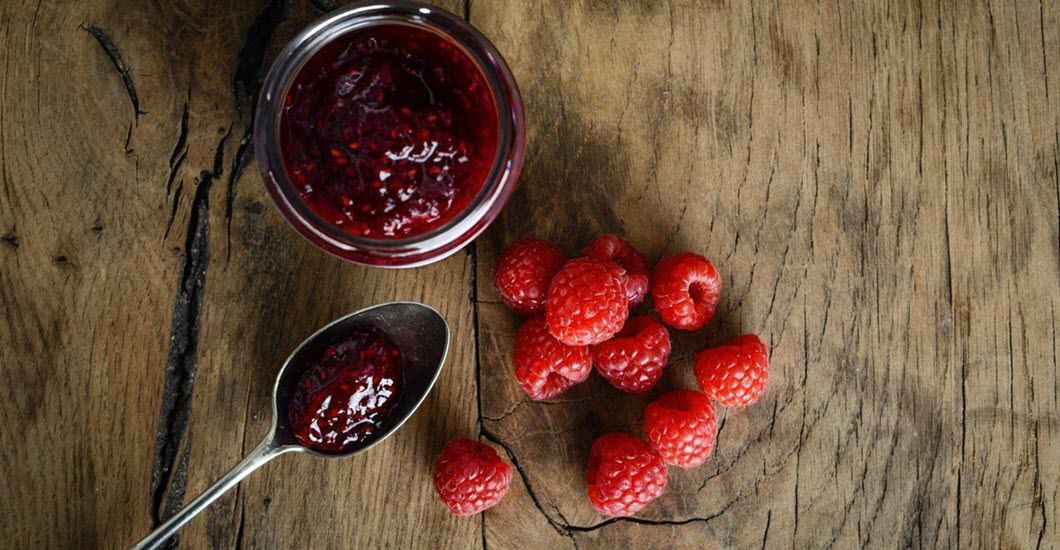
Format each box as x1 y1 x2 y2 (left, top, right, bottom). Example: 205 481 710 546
2 0 1058 548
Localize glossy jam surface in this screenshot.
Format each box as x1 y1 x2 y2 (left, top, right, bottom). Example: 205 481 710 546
287 327 403 453
280 24 499 239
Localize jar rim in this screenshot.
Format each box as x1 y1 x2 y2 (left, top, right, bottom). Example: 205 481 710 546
254 0 524 267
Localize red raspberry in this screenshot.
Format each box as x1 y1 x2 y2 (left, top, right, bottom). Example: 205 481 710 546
433 438 512 515
651 252 722 330
591 316 671 393
513 316 592 400
581 234 650 306
643 390 718 467
494 238 568 315
694 334 769 407
586 433 668 516
546 258 629 346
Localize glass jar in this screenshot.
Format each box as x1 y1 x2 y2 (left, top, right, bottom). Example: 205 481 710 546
254 0 524 268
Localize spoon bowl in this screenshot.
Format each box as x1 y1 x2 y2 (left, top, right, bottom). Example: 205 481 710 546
133 301 449 549
271 301 450 455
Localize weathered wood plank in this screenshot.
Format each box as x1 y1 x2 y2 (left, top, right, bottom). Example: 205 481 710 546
1 0 478 548
146 1 480 549
0 0 1057 548
0 0 268 546
472 0 1059 548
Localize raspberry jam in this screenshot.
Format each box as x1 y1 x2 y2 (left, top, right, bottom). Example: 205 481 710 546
280 24 499 239
287 326 403 453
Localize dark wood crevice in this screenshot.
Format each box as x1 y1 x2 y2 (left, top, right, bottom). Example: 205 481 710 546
223 130 255 260
147 3 290 546
481 429 729 540
226 0 288 259
124 123 134 154
233 0 288 108
565 511 727 533
150 127 230 529
81 24 145 120
166 99 190 197
472 246 488 550
480 429 577 545
469 246 485 433
232 504 247 550
150 0 289 523
164 183 184 240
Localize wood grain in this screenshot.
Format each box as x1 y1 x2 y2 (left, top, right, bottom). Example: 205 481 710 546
473 0 1060 548
0 0 1057 549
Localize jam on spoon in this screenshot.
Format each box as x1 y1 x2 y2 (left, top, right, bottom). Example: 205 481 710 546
287 326 403 453
133 301 447 549
280 23 500 239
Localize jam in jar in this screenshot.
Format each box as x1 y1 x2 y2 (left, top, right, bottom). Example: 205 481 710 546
281 24 499 239
256 1 524 267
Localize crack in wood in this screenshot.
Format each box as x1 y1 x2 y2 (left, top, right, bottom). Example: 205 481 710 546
224 366 259 550
149 127 231 531
481 429 574 542
233 0 288 109
224 0 288 260
470 244 485 440
179 2 290 545
166 99 190 196
759 509 771 550
482 393 611 423
164 183 184 240
469 251 503 550
1034 417 1046 550
224 130 254 261
1053 129 1059 275
233 503 247 550
80 24 145 120
124 122 134 155
482 426 730 540
566 509 728 533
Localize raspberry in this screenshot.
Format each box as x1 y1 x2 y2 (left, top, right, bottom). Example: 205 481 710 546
433 438 512 515
494 238 567 315
546 258 629 346
586 433 668 516
591 316 671 393
651 252 722 330
643 390 718 467
694 334 769 407
581 234 651 306
513 316 592 400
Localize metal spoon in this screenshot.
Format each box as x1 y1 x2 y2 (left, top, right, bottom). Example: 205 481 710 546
131 301 450 550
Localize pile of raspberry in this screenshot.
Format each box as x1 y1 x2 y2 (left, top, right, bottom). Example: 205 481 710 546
430 235 770 517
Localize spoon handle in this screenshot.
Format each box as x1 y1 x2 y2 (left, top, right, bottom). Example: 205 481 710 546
130 438 289 550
